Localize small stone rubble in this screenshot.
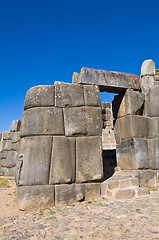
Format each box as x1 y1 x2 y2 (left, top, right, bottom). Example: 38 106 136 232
0 178 159 240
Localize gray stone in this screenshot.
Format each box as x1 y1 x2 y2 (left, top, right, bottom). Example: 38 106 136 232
0 151 17 168
112 89 144 118
115 189 135 200
24 85 55 110
76 136 103 183
116 138 149 170
141 59 156 76
140 76 154 94
0 133 2 141
17 185 55 210
49 136 75 184
145 85 159 117
11 142 19 151
0 166 15 176
75 67 140 93
16 136 52 186
20 107 64 137
72 72 80 84
148 137 159 170
55 182 101 206
63 107 102 137
55 184 85 206
1 140 12 151
12 132 20 143
2 131 12 140
55 82 84 107
116 115 157 140
10 120 21 132
137 169 158 187
83 85 101 106
83 183 101 200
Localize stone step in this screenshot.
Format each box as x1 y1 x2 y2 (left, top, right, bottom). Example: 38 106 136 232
100 171 150 201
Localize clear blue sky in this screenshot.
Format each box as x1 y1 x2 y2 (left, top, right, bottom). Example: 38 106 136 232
0 0 159 132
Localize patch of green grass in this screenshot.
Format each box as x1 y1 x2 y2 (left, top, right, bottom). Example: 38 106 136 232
0 178 8 186
148 186 158 191
87 200 93 204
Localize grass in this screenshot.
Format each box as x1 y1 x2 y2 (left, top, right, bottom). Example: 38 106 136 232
0 178 9 187
148 186 158 191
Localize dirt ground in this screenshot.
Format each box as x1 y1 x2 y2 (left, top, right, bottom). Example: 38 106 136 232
0 176 159 240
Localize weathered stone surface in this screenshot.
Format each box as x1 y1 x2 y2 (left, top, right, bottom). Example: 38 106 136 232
0 166 15 176
83 85 101 106
137 169 159 187
74 67 140 93
63 107 102 137
16 136 52 186
2 131 12 140
12 132 20 143
140 75 154 94
84 183 101 200
141 59 156 76
116 115 157 140
72 72 80 84
55 184 85 206
10 120 21 132
145 85 159 117
147 137 159 170
116 138 149 170
55 82 84 107
49 136 75 184
24 85 55 110
17 185 55 210
76 136 103 183
20 107 64 137
115 189 135 200
55 183 101 206
137 187 150 196
1 140 12 151
0 151 17 168
112 89 144 118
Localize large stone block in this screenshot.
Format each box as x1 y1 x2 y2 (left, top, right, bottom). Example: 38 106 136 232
1 140 12 151
12 132 20 143
10 120 21 132
148 137 159 170
141 59 156 76
116 115 157 140
72 72 80 84
63 107 102 137
49 136 75 184
0 151 17 168
83 85 101 106
17 185 55 210
55 183 101 206
140 76 154 94
24 85 55 110
112 89 144 118
74 67 140 93
145 85 159 117
116 138 149 170
137 169 158 187
76 136 103 183
16 136 52 186
20 107 64 137
2 131 12 140
55 82 84 107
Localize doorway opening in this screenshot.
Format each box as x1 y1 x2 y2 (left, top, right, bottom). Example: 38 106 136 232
100 92 118 180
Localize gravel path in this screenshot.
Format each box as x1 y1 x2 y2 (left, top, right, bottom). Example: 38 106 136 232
0 177 159 240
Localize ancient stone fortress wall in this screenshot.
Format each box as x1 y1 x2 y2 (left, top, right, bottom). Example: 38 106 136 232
16 83 104 210
0 120 21 176
113 59 159 187
15 60 159 210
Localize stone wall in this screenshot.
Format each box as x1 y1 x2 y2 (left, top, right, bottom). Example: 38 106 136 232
16 82 103 210
0 120 21 176
113 59 159 187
